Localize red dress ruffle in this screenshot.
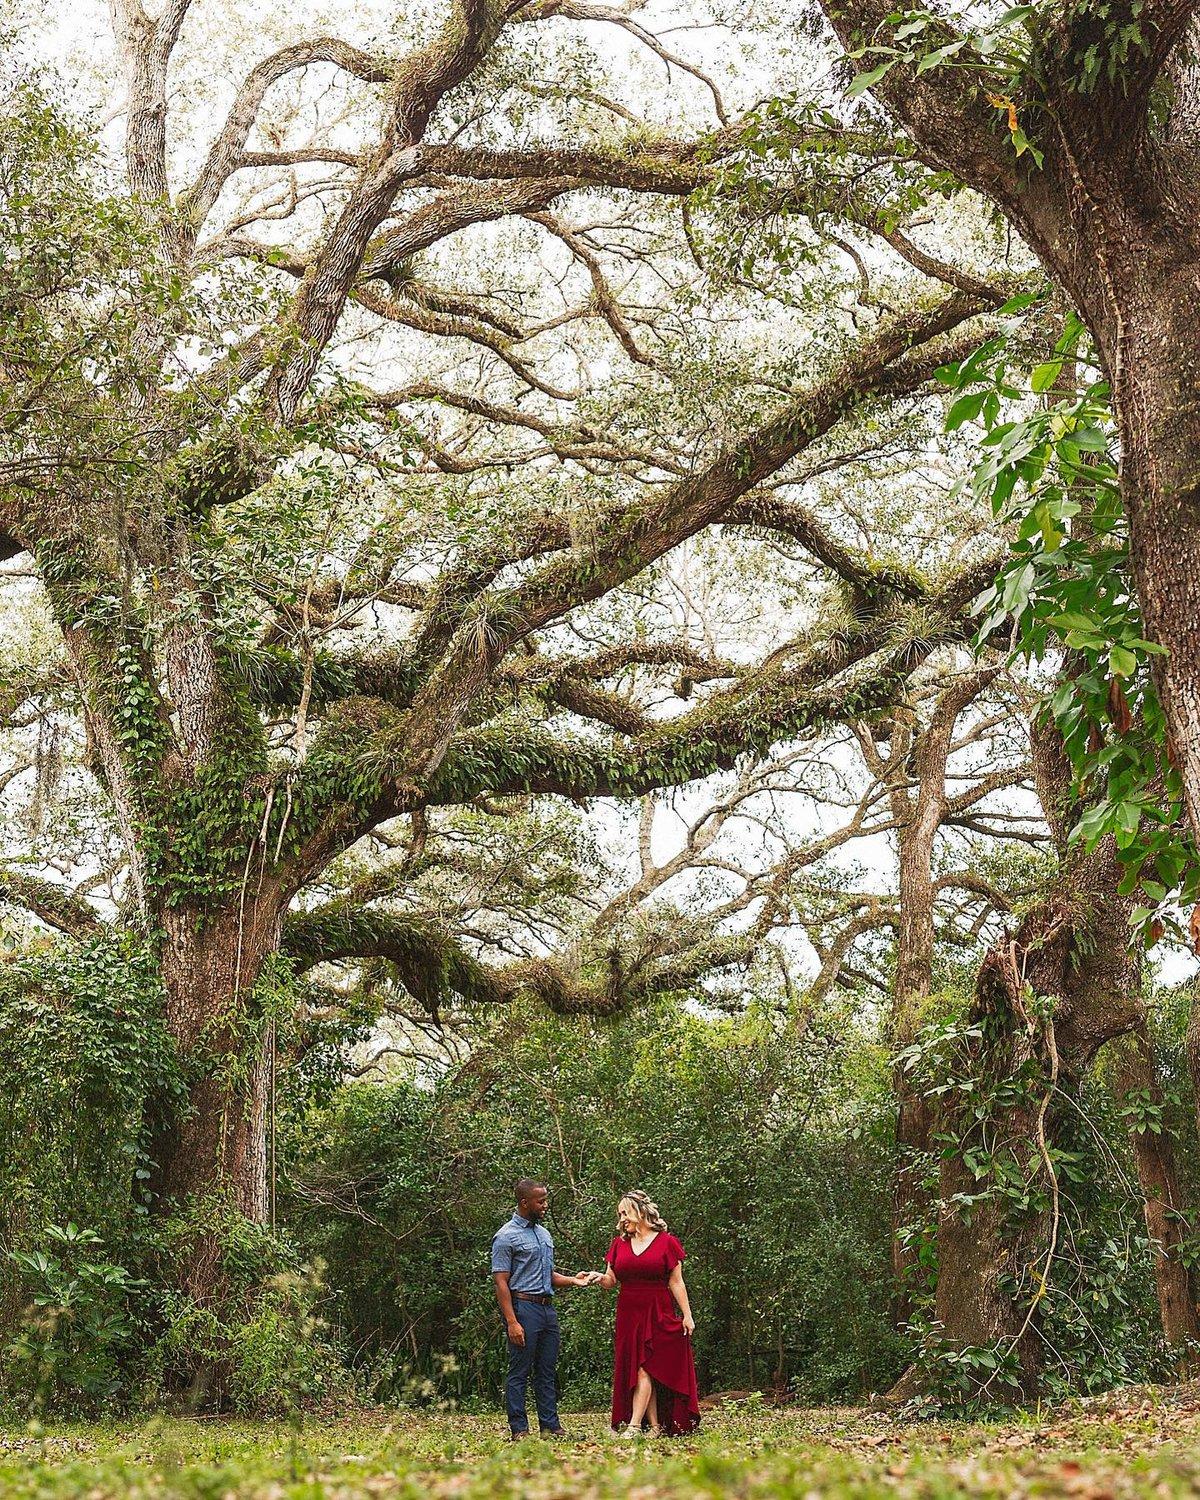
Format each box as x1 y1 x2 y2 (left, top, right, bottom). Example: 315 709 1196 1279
606 1231 701 1435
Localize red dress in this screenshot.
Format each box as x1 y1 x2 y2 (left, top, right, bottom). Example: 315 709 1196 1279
606 1231 701 1435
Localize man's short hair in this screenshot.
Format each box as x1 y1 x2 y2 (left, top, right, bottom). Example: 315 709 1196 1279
514 1177 546 1204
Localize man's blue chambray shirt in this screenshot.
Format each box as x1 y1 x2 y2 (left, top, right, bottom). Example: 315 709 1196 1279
490 1211 555 1296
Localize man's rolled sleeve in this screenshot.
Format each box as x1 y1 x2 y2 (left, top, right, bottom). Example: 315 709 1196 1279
490 1229 514 1276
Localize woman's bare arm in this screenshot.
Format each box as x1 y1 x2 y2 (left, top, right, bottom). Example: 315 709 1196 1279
668 1263 695 1334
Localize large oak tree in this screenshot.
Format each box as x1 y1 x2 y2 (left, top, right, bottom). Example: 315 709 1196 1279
0 0 1009 1320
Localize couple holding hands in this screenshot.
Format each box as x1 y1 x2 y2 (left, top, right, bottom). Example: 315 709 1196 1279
490 1180 700 1440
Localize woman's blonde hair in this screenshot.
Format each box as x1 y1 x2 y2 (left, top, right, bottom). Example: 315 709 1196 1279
616 1189 668 1237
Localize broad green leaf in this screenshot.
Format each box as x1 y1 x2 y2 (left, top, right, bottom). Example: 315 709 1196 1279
1109 644 1138 677
1030 359 1063 393
847 60 897 96
946 390 988 431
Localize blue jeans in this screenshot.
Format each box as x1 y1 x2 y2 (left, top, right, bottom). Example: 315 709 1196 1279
505 1299 560 1434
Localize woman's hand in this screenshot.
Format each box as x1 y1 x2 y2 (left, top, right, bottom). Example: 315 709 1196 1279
682 1312 695 1336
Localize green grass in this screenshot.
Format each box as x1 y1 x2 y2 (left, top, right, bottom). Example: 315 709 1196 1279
1 1393 1199 1497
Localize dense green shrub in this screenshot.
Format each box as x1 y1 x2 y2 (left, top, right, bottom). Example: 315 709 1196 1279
895 980 1195 1404
0 938 354 1417
3 1223 139 1415
2 928 1195 1416
0 936 182 1340
135 1199 357 1416
282 995 906 1407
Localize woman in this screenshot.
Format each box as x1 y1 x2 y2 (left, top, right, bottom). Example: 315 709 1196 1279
596 1189 700 1437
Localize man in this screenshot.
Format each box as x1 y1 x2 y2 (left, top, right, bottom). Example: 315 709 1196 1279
490 1178 596 1440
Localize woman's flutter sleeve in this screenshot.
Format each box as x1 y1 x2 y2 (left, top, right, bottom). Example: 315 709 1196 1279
605 1237 620 1267
663 1233 686 1271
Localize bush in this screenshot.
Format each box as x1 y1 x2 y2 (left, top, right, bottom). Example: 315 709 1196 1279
282 993 904 1408
137 1201 354 1415
0 936 182 1281
3 1223 140 1416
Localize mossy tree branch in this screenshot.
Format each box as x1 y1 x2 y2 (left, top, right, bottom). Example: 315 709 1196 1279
397 292 1000 778
0 868 106 940
282 901 754 1015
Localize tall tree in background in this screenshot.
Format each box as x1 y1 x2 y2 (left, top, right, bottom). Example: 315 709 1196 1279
818 0 1200 858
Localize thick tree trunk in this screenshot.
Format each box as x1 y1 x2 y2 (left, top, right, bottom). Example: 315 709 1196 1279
1112 1020 1199 1347
916 721 1143 1399
930 954 1050 1398
1187 988 1200 1153
1110 288 1200 843
150 892 284 1297
925 903 1071 1401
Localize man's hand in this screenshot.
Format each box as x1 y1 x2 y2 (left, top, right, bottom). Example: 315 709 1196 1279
572 1270 602 1286
507 1320 526 1347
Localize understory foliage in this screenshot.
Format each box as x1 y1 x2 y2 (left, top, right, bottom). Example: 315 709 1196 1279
282 996 903 1409
0 951 1195 1416
0 939 347 1416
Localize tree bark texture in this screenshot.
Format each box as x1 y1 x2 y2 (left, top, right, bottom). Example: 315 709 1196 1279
1111 1020 1199 1346
919 718 1144 1396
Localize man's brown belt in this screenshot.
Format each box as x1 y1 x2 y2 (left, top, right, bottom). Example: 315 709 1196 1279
513 1292 553 1305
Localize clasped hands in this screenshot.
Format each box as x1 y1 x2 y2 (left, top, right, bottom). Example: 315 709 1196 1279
568 1269 605 1286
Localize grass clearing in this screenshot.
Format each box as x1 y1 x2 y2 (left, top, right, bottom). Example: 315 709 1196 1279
1 1388 1199 1498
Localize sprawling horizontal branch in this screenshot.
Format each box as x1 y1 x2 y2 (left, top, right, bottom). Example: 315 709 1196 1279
418 139 714 194
724 491 926 602
500 642 736 688
233 644 421 713
500 301 996 640
282 901 749 1014
0 868 105 940
399 292 1000 768
423 600 980 808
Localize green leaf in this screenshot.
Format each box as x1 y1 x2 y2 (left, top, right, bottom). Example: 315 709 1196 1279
1010 125 1044 167
916 39 967 72
1109 644 1138 678
946 390 988 432
1030 359 1063 393
996 290 1044 315
987 3 1037 28
847 60 897 97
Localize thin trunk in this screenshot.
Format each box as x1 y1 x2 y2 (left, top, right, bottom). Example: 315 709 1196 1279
883 671 997 1323
1111 1020 1199 1347
1187 988 1200 1154
890 807 938 1322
